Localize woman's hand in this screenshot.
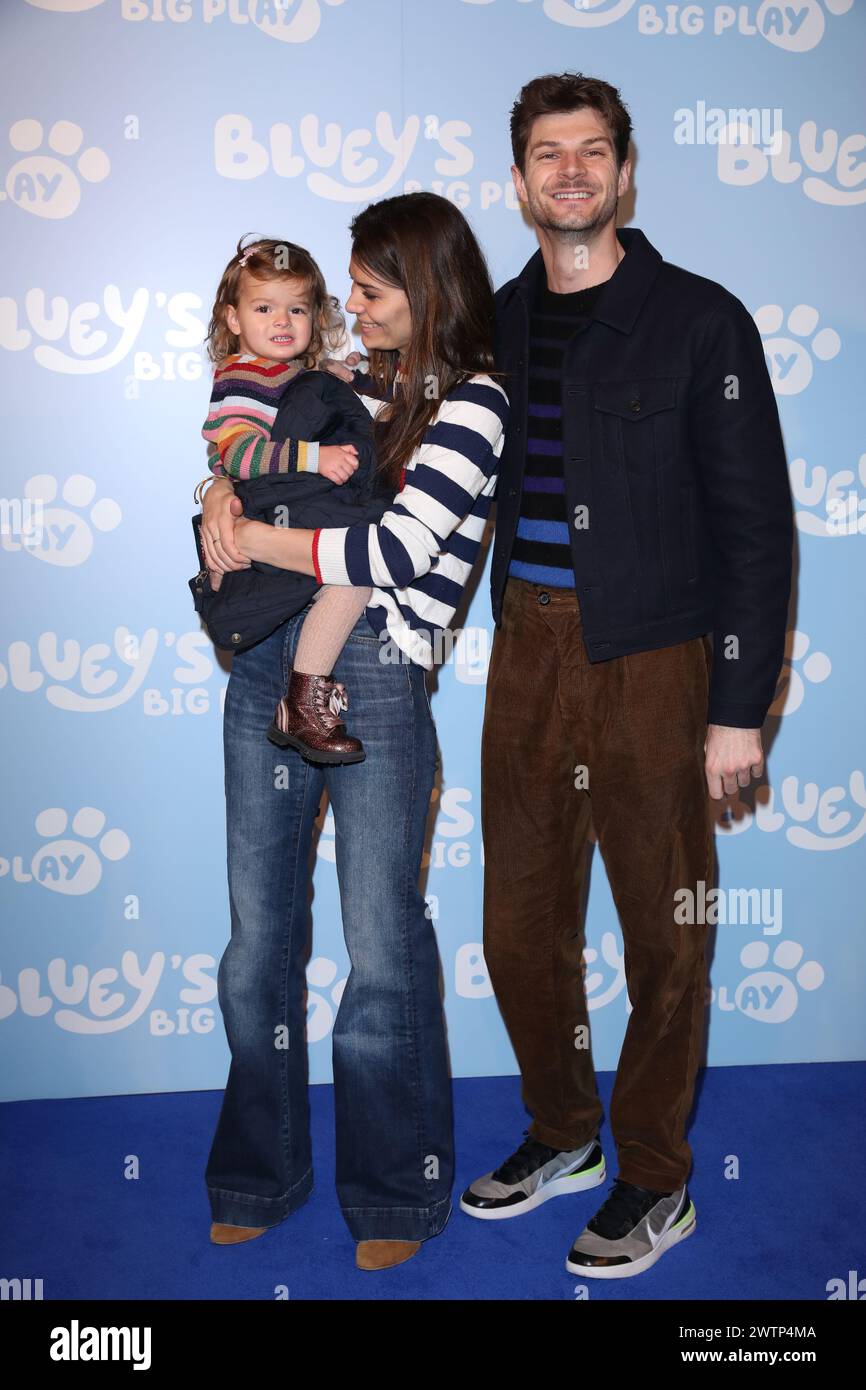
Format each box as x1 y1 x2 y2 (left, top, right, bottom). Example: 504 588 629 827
232 517 276 565
320 351 367 383
200 479 249 588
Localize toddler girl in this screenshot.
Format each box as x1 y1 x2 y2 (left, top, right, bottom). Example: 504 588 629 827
196 236 377 764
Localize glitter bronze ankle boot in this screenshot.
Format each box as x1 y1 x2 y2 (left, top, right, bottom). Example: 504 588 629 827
267 670 365 764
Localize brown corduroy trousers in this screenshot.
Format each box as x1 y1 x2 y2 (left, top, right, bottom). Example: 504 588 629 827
481 576 714 1192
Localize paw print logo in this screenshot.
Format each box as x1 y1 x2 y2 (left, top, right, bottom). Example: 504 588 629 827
735 939 824 1023
1 119 109 219
755 305 841 396
30 807 130 896
1 474 121 566
305 957 347 1042
770 630 831 716
758 0 854 53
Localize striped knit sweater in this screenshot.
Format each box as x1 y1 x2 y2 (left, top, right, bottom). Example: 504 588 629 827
203 354 322 478
280 366 510 669
507 278 604 587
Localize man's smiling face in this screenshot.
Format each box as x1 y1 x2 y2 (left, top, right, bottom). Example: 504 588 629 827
513 106 630 239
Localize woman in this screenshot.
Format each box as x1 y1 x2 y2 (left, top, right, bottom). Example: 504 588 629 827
199 192 509 1270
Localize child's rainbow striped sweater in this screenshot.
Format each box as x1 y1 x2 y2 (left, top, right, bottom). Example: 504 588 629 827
202 353 321 478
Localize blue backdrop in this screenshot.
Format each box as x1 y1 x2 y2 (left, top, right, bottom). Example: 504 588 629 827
1 0 864 1102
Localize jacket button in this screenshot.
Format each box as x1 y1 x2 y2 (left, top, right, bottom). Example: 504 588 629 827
538 591 551 605
231 633 242 644
508 487 517 498
629 398 641 413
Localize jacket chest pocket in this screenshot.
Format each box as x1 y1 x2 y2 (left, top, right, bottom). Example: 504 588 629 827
592 377 678 474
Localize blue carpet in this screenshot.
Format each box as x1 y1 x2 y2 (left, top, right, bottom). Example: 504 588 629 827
3 1063 862 1301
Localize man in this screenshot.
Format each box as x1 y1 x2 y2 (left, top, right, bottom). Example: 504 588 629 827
460 73 793 1278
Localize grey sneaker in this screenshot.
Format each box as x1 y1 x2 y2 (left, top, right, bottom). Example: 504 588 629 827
460 1131 605 1220
566 1179 696 1278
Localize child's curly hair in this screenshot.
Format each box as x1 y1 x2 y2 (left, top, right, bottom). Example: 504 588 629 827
205 234 348 369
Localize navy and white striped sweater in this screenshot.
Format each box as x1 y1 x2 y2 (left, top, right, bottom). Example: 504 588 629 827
311 368 509 668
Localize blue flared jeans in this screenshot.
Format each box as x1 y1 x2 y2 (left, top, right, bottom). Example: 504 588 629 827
205 602 454 1241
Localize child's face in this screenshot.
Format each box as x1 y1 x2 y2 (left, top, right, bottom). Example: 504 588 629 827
224 273 314 361
346 257 412 354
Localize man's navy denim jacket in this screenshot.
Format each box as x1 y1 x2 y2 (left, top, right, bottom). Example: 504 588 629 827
491 225 794 729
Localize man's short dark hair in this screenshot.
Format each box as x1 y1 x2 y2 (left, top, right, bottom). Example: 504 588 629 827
510 72 633 175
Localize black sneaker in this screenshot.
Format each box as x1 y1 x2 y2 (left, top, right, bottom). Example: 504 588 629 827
460 1131 605 1220
566 1178 696 1278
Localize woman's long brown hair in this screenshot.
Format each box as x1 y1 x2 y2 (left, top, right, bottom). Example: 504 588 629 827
349 192 504 493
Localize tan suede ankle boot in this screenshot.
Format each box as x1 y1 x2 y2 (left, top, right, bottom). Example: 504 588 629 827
355 1239 421 1270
